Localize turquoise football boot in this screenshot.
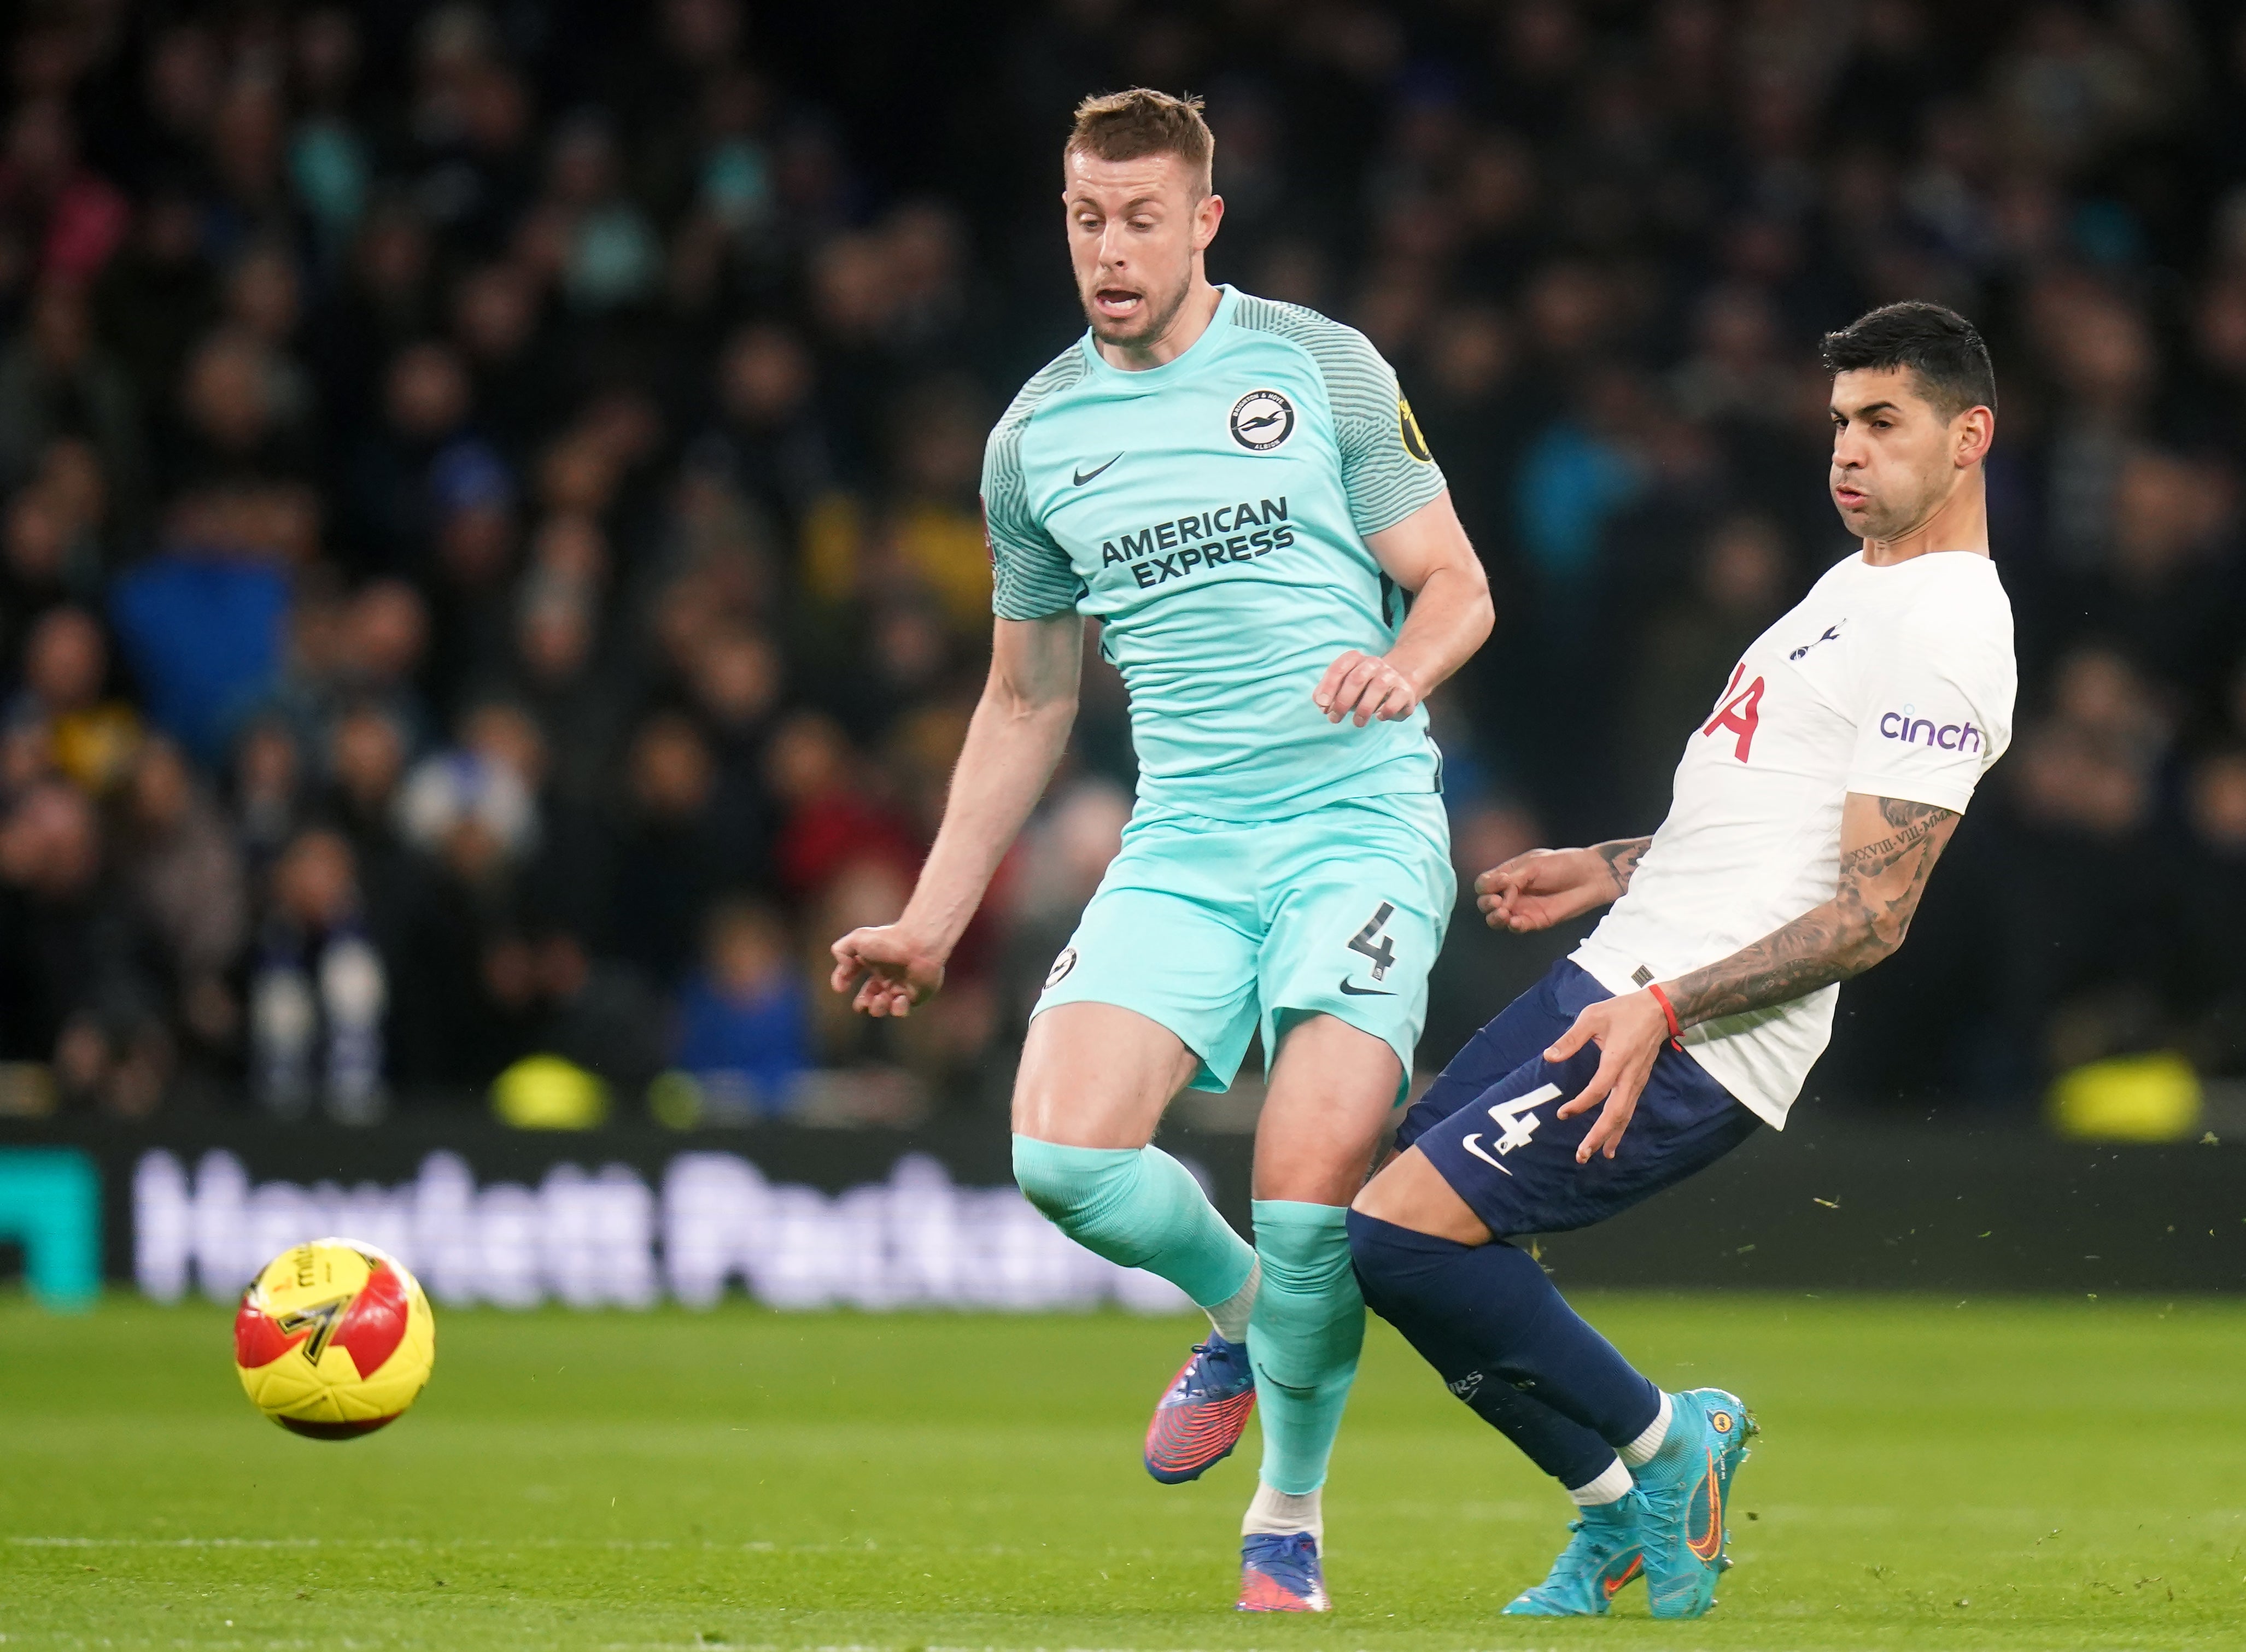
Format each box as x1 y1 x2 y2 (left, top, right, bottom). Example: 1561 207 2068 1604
1635 1387 1757 1619
1500 1491 1646 1615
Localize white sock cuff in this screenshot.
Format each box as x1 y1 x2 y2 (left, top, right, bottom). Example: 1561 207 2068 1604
1242 1481 1323 1543
1206 1257 1260 1344
1618 1390 1673 1468
1567 1458 1634 1506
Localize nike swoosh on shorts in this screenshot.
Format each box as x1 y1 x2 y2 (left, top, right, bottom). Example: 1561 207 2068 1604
1338 977 1394 997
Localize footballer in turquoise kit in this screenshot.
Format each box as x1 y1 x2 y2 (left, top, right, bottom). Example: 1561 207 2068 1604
986 283 1447 816
986 283 1454 1089
832 89 1494 1612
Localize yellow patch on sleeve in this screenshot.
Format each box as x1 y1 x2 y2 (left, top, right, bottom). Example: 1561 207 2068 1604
1399 397 1433 462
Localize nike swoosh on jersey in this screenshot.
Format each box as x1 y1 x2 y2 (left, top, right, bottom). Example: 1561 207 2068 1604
1072 454 1122 485
1338 977 1394 997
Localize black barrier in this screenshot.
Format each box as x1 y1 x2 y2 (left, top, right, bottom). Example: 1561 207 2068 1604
1536 1120 2246 1294
0 1111 2240 1303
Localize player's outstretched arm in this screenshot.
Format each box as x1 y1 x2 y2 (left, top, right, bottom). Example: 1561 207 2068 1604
1314 490 1493 727
1475 836 1651 932
1545 793 1960 1162
829 613 1084 1017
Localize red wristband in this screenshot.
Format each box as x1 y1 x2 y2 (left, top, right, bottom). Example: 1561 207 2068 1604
1647 982 1685 1051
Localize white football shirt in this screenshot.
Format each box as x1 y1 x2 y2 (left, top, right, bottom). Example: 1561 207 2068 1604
1572 548 2016 1127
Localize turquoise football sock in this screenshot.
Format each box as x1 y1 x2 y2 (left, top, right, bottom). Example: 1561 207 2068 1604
1248 1199 1364 1496
1010 1135 1255 1308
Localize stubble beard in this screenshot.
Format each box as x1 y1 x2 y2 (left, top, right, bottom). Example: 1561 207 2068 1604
1838 470 1945 544
1084 265 1194 351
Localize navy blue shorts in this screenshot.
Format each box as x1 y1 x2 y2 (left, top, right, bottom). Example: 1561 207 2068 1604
1397 959 1760 1239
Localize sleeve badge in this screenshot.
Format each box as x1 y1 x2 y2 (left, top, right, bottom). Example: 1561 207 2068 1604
1398 397 1434 463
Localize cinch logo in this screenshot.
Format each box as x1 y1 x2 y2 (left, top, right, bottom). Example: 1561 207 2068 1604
1880 708 1981 752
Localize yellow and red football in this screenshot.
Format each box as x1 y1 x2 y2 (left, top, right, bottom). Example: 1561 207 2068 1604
233 1239 436 1439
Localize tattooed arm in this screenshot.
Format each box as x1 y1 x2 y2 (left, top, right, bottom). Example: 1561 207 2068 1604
1663 795 1958 1024
1593 835 1652 899
1540 794 1961 1164
1475 835 1654 932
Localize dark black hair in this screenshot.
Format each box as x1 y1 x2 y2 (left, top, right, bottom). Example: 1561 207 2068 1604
1819 301 1997 419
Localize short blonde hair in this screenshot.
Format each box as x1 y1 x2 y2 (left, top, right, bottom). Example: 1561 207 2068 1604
1067 88 1214 196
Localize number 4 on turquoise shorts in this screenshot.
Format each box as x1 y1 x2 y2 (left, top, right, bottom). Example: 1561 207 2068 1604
1034 792 1452 1098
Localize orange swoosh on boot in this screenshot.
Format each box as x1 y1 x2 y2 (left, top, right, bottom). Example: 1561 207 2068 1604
1685 1449 1726 1563
1602 1554 1644 1598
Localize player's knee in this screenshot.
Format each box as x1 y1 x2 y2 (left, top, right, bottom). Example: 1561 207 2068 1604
1344 1207 1454 1312
1344 1207 1406 1301
1009 1135 1149 1257
1254 1204 1352 1288
1011 1134 1112 1221
1247 1204 1360 1376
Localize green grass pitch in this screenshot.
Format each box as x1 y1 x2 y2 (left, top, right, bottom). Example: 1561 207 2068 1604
3 1292 2243 1649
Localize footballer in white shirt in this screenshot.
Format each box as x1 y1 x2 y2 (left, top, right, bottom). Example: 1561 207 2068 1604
1346 302 2018 1621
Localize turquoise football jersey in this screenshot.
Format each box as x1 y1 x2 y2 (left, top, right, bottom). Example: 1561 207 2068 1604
982 285 1449 820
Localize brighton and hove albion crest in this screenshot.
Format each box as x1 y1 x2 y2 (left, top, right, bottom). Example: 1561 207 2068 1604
1229 389 1296 452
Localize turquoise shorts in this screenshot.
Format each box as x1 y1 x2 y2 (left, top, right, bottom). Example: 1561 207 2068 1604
1032 792 1453 1096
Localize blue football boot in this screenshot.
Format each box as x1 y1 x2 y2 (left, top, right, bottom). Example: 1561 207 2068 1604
1635 1387 1757 1619
1500 1492 1646 1615
1143 1332 1256 1484
1237 1531 1330 1612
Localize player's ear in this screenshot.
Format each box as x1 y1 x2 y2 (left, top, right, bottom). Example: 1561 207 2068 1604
1953 405 1995 468
1192 190 1224 252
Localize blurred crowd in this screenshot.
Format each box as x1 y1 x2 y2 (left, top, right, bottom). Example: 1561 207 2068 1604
0 0 2238 1125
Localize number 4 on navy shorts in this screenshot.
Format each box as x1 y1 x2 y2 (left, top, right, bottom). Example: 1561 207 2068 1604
1397 959 1762 1239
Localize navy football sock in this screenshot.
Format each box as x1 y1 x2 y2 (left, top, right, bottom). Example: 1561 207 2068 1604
1452 1356 1624 1490
1347 1210 1660 1480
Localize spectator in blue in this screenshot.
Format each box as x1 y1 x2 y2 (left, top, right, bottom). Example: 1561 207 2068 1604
108 492 293 767
672 895 808 1118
